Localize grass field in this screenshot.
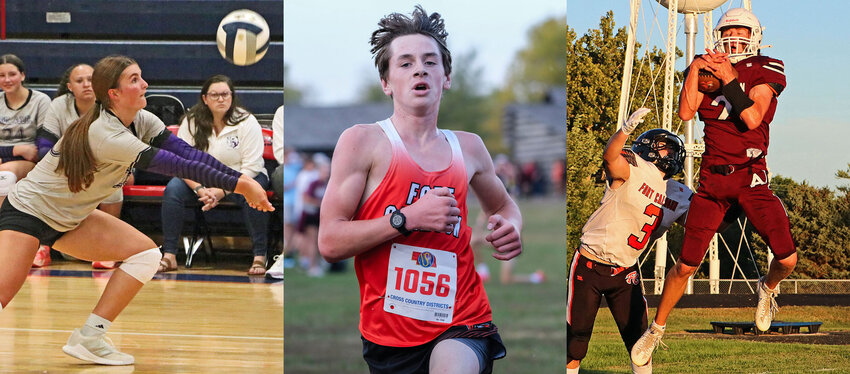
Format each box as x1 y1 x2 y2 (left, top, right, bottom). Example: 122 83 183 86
580 305 850 373
285 197 567 373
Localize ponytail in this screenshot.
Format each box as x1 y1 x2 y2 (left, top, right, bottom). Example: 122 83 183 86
57 102 100 192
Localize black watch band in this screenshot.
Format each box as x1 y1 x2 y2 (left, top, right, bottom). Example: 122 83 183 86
390 210 412 236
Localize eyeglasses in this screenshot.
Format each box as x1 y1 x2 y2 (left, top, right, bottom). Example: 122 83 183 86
206 92 232 100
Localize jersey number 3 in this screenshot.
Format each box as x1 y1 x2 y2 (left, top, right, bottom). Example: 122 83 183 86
628 204 664 250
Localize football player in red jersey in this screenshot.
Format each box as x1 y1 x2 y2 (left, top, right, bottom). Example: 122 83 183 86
567 108 691 374
318 6 522 374
631 8 797 366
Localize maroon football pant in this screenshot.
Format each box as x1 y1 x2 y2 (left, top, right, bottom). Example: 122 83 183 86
680 167 795 266
567 251 647 362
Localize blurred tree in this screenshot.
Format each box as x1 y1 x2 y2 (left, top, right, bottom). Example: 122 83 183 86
355 74 388 104
836 163 850 195
439 50 493 137
283 63 305 105
485 16 567 153
748 176 850 278
505 17 567 102
565 125 604 251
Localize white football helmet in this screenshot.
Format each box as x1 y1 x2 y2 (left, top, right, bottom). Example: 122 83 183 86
713 8 762 63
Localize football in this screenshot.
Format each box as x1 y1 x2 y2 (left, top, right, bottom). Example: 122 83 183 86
697 69 721 93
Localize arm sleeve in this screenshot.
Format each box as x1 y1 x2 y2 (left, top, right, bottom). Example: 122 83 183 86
36 127 59 159
135 146 240 191
0 146 13 159
150 130 241 178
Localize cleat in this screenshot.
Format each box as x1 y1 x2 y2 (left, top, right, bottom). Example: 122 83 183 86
266 255 284 280
631 322 667 366
755 277 779 332
32 245 52 268
62 328 134 365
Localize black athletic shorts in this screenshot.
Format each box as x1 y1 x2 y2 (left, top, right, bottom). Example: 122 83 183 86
0 198 65 246
362 322 506 374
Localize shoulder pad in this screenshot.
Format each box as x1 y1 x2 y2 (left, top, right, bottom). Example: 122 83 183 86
621 150 637 166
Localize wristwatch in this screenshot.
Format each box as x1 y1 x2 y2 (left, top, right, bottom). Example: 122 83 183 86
193 185 205 195
390 210 412 236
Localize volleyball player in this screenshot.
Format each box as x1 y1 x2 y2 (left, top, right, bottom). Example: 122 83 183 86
0 55 271 365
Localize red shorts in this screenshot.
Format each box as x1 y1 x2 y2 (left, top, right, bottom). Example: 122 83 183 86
679 167 795 267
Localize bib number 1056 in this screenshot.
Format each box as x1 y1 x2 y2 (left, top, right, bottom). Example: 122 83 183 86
393 267 451 297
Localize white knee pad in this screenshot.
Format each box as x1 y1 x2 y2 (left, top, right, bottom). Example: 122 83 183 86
0 171 17 196
119 248 162 284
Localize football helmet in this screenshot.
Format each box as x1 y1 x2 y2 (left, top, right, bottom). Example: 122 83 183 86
631 129 685 179
713 8 762 63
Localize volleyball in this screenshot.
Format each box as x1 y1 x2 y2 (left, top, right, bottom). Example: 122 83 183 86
216 9 270 66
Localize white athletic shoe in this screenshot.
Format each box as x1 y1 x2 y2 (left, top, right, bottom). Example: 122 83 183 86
755 277 779 332
62 328 134 365
630 322 666 367
266 255 284 280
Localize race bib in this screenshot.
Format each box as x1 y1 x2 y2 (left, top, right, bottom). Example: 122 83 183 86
384 243 457 323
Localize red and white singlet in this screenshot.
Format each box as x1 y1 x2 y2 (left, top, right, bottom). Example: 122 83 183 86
354 119 492 347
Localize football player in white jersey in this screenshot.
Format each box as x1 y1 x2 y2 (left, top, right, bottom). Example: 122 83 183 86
568 109 691 374
0 55 272 366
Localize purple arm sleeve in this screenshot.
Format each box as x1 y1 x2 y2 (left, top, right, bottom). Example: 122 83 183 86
136 147 241 191
0 146 13 159
36 128 59 160
154 132 241 178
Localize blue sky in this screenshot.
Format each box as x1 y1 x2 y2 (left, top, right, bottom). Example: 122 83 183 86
569 0 850 190
284 0 566 106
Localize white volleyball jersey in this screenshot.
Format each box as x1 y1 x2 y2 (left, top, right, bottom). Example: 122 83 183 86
580 151 692 267
177 109 266 178
9 108 165 231
42 93 79 138
0 89 51 146
41 93 123 204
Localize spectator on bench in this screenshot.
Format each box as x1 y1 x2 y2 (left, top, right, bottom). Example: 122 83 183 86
41 62 127 269
158 75 271 275
0 54 51 267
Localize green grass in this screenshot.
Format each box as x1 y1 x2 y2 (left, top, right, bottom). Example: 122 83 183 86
581 306 850 373
285 198 566 373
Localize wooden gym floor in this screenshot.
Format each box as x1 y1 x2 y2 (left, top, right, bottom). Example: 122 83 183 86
0 260 283 373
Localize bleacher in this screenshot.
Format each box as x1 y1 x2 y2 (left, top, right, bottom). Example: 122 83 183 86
1 1 283 264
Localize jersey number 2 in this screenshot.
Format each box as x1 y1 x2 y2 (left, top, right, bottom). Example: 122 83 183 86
628 204 664 250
